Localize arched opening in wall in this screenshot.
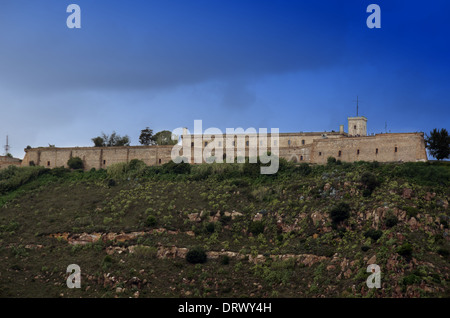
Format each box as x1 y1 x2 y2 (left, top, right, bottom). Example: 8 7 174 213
357 149 360 155
158 158 162 164
103 160 106 165
289 156 298 163
47 161 50 167
338 150 342 157
395 147 398 153
302 139 305 145
300 155 303 161
375 148 378 154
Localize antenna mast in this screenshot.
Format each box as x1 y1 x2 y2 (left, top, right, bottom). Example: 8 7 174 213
353 96 361 117
4 135 10 155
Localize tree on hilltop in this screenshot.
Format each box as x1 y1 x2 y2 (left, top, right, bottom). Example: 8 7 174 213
153 130 178 145
425 128 450 161
139 127 154 146
92 131 130 147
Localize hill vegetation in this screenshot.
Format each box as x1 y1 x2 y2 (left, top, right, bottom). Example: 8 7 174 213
0 159 448 297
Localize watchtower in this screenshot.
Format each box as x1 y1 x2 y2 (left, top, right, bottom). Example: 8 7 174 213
348 116 367 136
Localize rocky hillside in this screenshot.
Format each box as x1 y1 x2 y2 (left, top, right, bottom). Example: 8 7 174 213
0 159 448 298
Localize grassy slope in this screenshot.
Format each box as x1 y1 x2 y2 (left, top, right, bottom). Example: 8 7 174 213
0 160 449 298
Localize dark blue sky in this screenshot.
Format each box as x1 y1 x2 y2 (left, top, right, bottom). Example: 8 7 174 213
1 0 449 159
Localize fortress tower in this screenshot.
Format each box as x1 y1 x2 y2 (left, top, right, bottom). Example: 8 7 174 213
348 116 367 136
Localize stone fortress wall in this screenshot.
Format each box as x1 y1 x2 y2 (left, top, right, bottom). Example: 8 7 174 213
18 116 428 170
0 156 22 170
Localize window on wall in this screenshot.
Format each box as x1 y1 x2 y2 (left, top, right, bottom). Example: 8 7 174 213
302 139 305 145
376 148 378 154
191 142 194 147
103 160 106 165
357 149 360 155
338 150 342 157
354 125 357 129
47 161 50 166
204 141 208 147
395 147 398 153
246 141 249 146
319 152 322 156
300 155 303 161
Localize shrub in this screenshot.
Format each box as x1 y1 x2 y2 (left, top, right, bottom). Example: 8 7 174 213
437 247 449 257
50 166 71 177
364 228 383 241
220 255 230 265
384 213 399 228
205 222 216 233
128 159 147 172
403 206 419 218
327 157 337 165
67 157 84 170
163 160 191 174
145 215 157 227
296 163 312 176
0 166 48 194
102 255 113 270
329 202 351 224
360 172 380 196
248 221 265 235
186 247 207 264
402 273 421 286
397 242 413 258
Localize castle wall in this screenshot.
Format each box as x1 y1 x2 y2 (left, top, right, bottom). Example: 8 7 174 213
310 133 427 164
0 156 22 170
22 146 175 170
21 132 427 170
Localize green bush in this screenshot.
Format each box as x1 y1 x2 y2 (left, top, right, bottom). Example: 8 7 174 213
437 247 449 257
296 163 312 176
205 222 216 233
402 273 421 286
397 242 413 258
186 247 207 264
248 221 265 235
162 160 191 174
360 172 380 196
403 206 419 218
384 213 399 228
364 228 383 241
329 202 351 224
145 215 157 227
67 157 84 170
0 166 48 194
327 157 337 165
220 255 230 265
